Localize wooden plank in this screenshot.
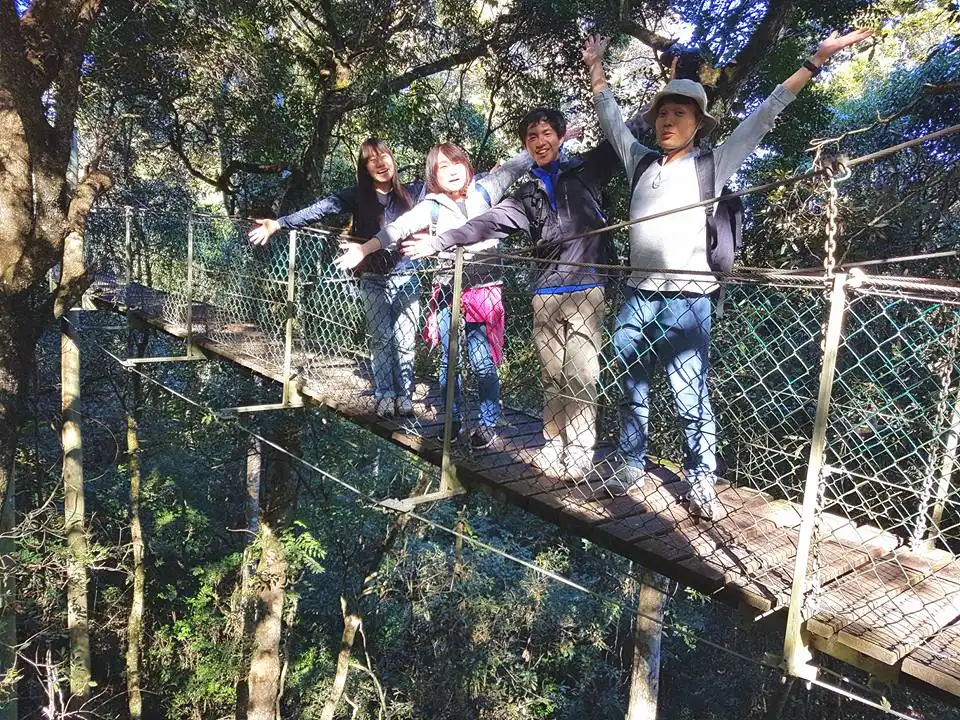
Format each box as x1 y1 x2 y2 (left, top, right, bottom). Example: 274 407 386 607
808 549 960 666
836 559 960 665
902 621 960 698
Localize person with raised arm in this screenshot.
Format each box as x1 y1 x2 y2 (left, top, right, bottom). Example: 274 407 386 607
582 29 872 519
401 111 639 486
247 138 424 419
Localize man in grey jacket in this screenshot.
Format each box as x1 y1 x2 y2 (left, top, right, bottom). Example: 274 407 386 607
582 29 872 519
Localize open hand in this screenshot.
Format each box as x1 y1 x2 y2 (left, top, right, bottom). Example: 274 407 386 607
581 34 610 68
401 233 438 259
334 242 366 271
815 29 874 63
248 218 280 246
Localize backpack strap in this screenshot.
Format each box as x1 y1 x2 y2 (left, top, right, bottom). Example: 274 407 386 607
429 199 441 236
630 151 661 197
695 151 720 253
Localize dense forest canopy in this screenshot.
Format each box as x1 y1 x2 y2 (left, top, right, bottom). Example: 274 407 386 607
1 0 959 718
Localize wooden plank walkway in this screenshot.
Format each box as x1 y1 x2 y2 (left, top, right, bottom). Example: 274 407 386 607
87 279 960 703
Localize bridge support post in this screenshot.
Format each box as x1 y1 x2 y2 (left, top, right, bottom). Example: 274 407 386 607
124 206 133 293
281 230 299 407
439 248 466 495
185 213 198 358
782 272 848 681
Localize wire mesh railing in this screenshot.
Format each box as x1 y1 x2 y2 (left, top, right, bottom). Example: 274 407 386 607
83 206 960 688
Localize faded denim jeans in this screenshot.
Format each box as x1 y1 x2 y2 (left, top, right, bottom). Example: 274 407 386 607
613 289 717 480
436 285 501 428
358 272 421 401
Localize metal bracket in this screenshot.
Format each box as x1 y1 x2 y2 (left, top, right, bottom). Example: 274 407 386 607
122 353 206 367
380 488 467 513
215 400 306 419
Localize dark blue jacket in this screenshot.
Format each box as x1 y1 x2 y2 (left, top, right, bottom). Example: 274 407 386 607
278 180 425 275
436 144 619 290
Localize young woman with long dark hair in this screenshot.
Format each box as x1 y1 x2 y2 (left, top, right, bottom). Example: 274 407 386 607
249 138 424 418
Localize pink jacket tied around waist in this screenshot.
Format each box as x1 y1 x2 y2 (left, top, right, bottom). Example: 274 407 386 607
423 284 505 366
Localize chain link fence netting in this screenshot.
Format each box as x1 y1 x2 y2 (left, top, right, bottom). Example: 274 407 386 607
83 208 960 671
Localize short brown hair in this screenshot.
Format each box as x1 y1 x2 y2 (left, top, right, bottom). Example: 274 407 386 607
425 143 474 195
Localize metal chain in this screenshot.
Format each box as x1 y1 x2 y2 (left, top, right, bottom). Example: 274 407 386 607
823 166 839 278
911 316 960 548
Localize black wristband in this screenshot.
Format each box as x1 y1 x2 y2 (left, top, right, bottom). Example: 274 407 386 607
803 59 822 76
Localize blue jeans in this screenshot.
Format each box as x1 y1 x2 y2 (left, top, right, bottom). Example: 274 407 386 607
358 273 421 400
436 286 501 427
613 290 717 478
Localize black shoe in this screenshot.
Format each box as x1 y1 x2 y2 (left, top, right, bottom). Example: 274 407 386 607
434 420 461 441
469 426 500 451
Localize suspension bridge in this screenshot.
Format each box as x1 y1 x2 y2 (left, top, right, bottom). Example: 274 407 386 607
76 197 960 709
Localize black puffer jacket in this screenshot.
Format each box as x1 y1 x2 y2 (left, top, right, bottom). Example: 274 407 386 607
278 180 425 276
436 143 619 290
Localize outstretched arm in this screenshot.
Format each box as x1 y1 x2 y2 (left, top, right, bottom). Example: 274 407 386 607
714 28 873 187
783 29 873 95
402 198 531 259
583 34 655 183
476 149 532 206
248 188 356 246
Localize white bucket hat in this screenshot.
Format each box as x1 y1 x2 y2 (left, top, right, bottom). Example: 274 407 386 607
641 79 718 136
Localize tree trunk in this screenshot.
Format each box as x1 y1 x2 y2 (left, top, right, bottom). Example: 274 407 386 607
246 421 297 720
246 523 286 720
0 291 42 720
320 605 361 720
61 313 90 708
625 570 668 720
283 102 344 213
235 436 262 720
125 336 148 720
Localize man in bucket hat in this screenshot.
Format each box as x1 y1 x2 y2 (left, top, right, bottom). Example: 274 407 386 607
582 29 872 519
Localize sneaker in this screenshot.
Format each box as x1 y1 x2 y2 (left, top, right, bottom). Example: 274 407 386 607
433 420 462 441
687 477 720 521
564 446 594 483
531 441 565 476
375 397 395 418
469 426 500 451
613 463 647 492
396 396 414 416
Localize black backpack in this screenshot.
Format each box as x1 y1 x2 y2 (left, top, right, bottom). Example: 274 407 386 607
631 150 743 273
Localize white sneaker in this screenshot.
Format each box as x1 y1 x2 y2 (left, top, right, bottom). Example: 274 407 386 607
375 397 395 418
396 396 414 416
531 441 565 477
688 476 720 521
564 446 594 483
613 463 647 491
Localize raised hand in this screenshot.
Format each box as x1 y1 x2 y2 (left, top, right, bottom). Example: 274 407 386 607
248 218 280 246
581 34 610 68
815 29 874 63
401 233 438 259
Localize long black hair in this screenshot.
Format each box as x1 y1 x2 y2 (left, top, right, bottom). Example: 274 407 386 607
353 137 412 238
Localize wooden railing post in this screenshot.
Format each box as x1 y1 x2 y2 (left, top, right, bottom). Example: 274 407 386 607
185 213 196 357
440 248 466 495
782 272 848 681
281 230 298 407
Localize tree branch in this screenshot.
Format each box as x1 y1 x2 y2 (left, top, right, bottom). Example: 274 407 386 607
356 44 491 110
714 0 795 100
619 19 676 51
